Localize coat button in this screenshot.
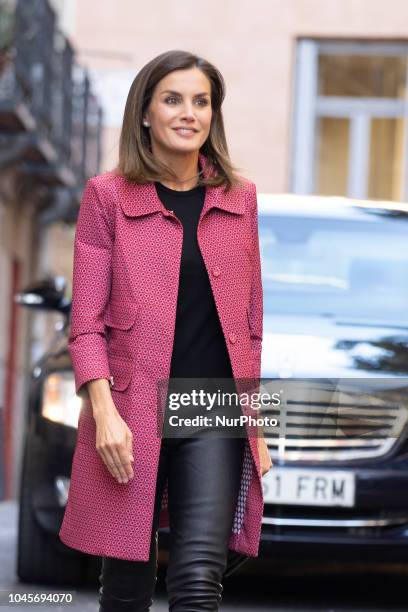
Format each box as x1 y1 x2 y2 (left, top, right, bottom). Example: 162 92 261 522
229 333 237 344
212 266 221 277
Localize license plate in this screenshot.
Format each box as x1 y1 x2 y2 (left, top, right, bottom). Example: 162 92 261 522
262 468 355 507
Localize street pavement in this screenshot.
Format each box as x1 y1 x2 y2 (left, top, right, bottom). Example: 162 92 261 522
1 500 408 611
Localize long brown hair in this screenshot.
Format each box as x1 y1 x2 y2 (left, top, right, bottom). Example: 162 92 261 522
114 49 245 191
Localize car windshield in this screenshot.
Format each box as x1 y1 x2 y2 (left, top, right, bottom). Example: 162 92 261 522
259 213 408 324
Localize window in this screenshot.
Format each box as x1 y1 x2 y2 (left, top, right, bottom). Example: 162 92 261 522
291 40 408 202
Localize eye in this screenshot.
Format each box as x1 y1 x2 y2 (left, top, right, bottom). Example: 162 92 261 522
163 96 210 106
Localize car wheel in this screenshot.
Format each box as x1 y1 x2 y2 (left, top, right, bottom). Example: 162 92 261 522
16 433 87 586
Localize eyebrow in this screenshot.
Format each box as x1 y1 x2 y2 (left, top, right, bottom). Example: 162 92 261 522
160 90 210 97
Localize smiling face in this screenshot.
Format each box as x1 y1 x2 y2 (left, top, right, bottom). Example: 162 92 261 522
143 67 212 158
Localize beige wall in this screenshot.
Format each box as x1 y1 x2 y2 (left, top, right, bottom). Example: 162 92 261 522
66 0 408 192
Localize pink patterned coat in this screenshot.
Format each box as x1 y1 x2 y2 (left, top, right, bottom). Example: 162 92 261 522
59 152 264 562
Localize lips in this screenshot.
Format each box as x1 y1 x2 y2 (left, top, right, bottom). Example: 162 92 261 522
173 128 198 133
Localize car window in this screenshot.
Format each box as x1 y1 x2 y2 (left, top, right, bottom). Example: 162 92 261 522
259 214 408 323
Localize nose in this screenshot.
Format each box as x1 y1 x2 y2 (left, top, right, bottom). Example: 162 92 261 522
179 101 196 121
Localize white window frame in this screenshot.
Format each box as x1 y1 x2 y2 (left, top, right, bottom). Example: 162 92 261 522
291 39 408 201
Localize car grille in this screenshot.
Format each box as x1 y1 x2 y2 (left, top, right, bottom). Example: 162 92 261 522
262 505 408 534
261 381 408 461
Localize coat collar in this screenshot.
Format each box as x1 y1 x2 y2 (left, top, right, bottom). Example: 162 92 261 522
118 152 245 218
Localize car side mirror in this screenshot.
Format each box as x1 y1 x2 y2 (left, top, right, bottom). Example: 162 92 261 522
14 275 71 315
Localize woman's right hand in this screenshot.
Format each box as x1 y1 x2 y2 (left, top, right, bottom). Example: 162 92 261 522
87 379 134 484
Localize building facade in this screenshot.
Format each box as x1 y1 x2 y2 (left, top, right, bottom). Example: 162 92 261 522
66 0 408 199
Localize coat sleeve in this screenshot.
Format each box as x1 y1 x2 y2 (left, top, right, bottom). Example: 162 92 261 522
247 181 263 381
68 177 113 400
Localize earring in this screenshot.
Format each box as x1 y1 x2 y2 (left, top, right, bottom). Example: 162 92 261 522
143 120 150 127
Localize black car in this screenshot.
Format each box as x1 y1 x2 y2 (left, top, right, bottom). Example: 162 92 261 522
256 194 408 564
15 195 408 585
14 277 97 586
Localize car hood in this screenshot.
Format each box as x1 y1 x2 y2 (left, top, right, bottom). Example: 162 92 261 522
261 314 408 378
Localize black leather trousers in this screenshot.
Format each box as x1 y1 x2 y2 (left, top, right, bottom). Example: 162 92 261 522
98 434 247 611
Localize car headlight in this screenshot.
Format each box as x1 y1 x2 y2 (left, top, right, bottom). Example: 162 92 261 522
41 372 82 428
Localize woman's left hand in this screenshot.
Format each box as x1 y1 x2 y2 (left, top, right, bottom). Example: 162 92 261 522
257 437 273 476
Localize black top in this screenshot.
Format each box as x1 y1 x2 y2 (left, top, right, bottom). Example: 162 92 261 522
154 179 234 380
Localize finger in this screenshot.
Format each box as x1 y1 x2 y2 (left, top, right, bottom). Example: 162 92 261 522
110 446 129 482
118 442 134 480
125 432 134 479
128 436 134 464
98 447 122 481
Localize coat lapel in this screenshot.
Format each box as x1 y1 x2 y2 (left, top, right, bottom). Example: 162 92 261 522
119 152 246 219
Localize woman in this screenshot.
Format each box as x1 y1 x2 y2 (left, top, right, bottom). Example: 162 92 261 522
59 49 272 611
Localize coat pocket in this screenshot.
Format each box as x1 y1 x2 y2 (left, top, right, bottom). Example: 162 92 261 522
103 299 139 330
104 299 140 362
